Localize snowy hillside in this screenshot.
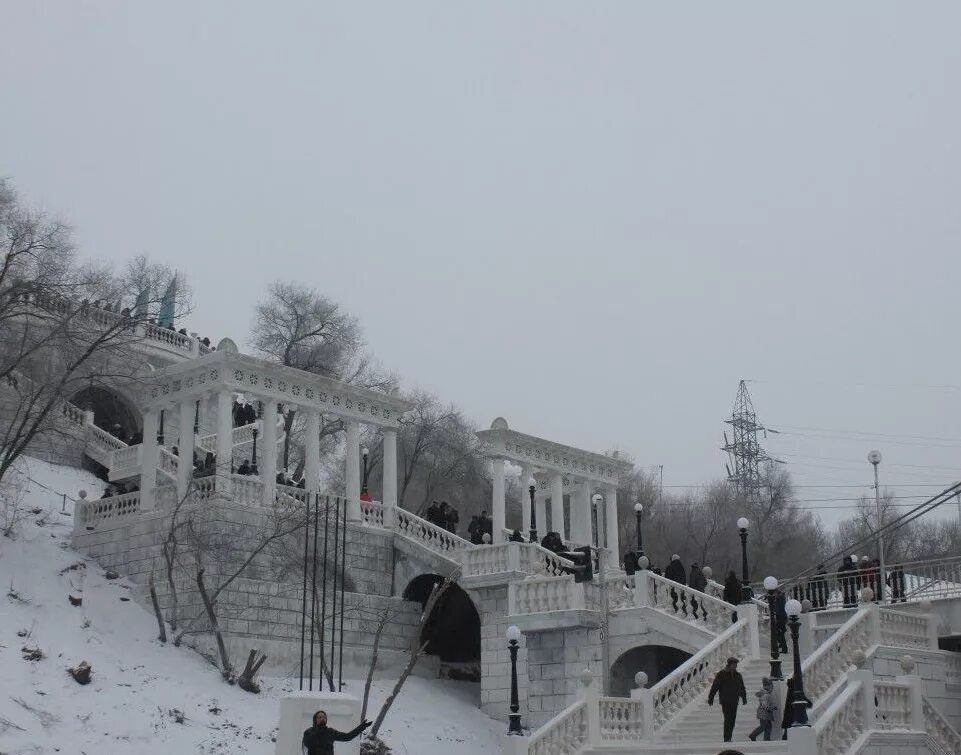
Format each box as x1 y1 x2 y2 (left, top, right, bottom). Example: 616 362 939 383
0 458 502 755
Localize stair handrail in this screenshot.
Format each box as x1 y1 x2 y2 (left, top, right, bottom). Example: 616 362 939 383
801 606 873 701
638 571 740 634
524 698 588 755
812 676 866 755
922 695 961 755
393 506 472 557
648 616 752 734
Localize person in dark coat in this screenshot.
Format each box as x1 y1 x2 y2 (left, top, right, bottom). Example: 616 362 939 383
708 657 748 743
443 502 459 534
237 459 251 475
780 676 812 738
624 551 639 576
723 570 742 623
773 588 788 653
664 555 687 615
302 710 371 755
425 501 443 527
888 562 906 603
508 529 525 542
467 515 482 545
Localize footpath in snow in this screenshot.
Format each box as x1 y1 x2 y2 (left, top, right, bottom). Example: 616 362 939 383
0 458 502 755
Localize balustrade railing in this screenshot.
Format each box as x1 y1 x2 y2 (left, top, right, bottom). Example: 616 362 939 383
879 608 933 650
598 697 646 741
143 322 194 352
394 507 471 558
159 447 178 478
802 607 873 701
649 618 752 733
526 699 587 755
62 402 86 427
361 500 387 528
510 575 588 615
815 680 866 755
643 572 735 634
873 681 912 730
519 544 576 578
922 695 961 755
76 491 141 527
946 654 961 688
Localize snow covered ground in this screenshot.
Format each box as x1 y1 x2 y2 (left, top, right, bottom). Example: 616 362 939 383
0 458 503 755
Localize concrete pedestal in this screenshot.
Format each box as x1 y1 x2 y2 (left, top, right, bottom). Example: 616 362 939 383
276 691 362 755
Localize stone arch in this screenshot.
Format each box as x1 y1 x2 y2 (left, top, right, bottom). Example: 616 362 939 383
609 645 692 698
402 574 480 664
70 385 142 441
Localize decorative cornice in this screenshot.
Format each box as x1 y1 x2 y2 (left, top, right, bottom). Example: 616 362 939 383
136 351 412 428
476 426 632 484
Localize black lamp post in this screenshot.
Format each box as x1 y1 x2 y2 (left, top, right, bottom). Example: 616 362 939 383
251 427 259 475
633 502 644 556
506 624 523 734
763 576 784 680
737 517 753 602
528 484 537 544
785 599 810 727
193 400 200 435
361 446 370 499
158 409 165 445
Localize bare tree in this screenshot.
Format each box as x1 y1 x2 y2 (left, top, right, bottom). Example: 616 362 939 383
0 181 189 483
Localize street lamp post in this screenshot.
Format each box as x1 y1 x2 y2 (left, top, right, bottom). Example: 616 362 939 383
785 598 810 727
361 446 371 500
251 427 259 475
593 493 611 695
633 503 644 556
868 450 887 604
528 484 537 544
737 517 753 602
506 625 523 734
763 576 784 680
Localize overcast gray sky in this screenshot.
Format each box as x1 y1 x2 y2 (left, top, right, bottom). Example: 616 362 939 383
3 2 961 526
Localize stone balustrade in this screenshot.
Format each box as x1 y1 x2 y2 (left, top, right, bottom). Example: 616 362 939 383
641 572 735 634
598 697 647 741
518 544 575 578
815 677 867 755
922 696 961 754
525 698 587 755
62 402 86 427
393 506 471 559
159 447 178 478
874 680 913 730
75 491 141 528
802 606 873 701
649 617 752 733
879 607 936 650
945 654 961 688
509 575 587 615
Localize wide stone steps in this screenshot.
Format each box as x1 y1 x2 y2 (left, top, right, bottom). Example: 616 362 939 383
587 743 787 755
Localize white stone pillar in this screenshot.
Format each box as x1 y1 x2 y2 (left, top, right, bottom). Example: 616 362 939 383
305 409 321 492
262 398 279 505
177 400 195 500
345 420 361 520
604 484 620 563
535 487 547 541
215 390 233 496
550 472 565 539
519 465 533 536
492 458 506 544
572 479 593 546
382 429 398 507
140 408 159 510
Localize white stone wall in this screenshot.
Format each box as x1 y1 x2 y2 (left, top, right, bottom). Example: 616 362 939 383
871 647 961 732
524 627 602 729
473 585 528 724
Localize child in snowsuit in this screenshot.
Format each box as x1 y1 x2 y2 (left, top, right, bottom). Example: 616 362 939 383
749 677 776 741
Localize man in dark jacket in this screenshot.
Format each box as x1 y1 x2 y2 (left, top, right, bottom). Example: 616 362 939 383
774 588 788 653
708 657 748 742
664 555 687 615
302 710 371 755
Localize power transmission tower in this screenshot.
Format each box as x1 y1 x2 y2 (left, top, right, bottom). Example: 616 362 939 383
722 380 772 503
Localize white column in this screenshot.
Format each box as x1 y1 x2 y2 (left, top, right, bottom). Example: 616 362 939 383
215 390 233 496
262 398 278 505
520 465 533 536
571 479 592 545
382 428 397 507
177 400 195 500
535 486 547 541
345 420 361 520
550 472 565 540
605 484 620 566
491 458 506 543
140 408 159 510
305 409 321 492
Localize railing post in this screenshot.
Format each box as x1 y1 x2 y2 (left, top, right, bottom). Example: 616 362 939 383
895 673 924 730
577 677 601 745
629 688 655 741
848 668 874 728
865 602 881 646
739 602 761 658
507 542 522 572
382 504 396 530
786 726 817 755
924 608 940 650
501 734 530 755
633 571 651 607
799 609 814 657
572 579 587 610
83 410 95 427
508 583 517 617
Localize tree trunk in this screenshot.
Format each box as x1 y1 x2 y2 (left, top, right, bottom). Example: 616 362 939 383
148 573 167 643
370 640 428 738
196 567 233 680
237 648 268 693
361 610 392 721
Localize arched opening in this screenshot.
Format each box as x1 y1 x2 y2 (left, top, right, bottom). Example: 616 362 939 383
70 386 141 443
610 645 692 697
403 574 480 666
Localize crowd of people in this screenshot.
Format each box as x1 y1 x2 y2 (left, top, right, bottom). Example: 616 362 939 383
424 501 461 535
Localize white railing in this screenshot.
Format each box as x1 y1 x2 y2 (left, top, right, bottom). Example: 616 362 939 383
197 417 283 453
873 681 912 730
815 679 865 755
62 401 86 427
519 544 576 578
642 572 736 635
110 444 142 478
86 423 128 452
461 542 515 577
143 322 195 353
945 654 961 688
922 695 961 755
394 507 471 559
231 474 263 505
650 618 752 733
879 608 934 651
75 491 141 528
510 575 588 615
159 447 178 478
598 697 646 741
361 500 387 528
606 572 636 610
526 699 588 755
802 607 873 701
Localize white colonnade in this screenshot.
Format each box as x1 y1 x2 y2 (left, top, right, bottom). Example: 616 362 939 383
476 418 633 556
136 347 412 516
